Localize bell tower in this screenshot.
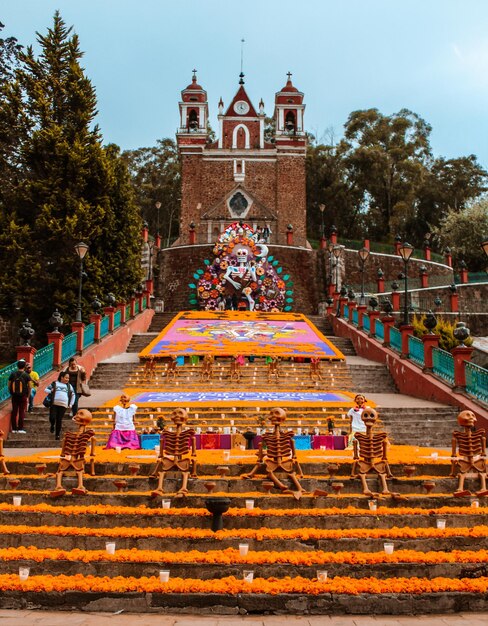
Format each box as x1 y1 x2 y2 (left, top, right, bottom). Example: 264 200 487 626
177 70 208 138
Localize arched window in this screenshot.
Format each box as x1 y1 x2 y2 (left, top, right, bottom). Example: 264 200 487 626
285 111 296 133
232 124 250 149
188 109 199 131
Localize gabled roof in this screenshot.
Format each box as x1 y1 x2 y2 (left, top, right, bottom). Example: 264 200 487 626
202 184 277 220
224 85 258 117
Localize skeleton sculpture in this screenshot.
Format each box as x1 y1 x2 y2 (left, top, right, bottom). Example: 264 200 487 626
166 355 178 381
223 246 268 311
0 430 9 475
450 410 488 497
242 407 306 499
50 409 96 498
351 407 394 497
310 356 323 382
267 356 280 383
230 355 242 382
201 354 214 382
151 407 197 498
143 356 157 381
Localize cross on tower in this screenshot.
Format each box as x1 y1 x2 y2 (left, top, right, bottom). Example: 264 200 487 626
286 71 292 81
192 69 197 79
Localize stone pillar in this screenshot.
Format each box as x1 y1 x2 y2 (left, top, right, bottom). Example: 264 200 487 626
320 236 327 249
71 321 85 354
460 266 468 284
424 245 431 261
117 302 127 325
137 291 144 312
155 234 161 249
452 346 473 391
16 345 36 368
400 325 414 359
325 302 334 316
377 276 385 293
444 249 452 267
364 239 370 251
356 304 367 330
330 228 337 244
348 301 357 324
141 225 148 243
368 310 381 338
89 314 102 343
145 278 154 295
421 334 439 371
420 269 429 288
394 240 401 256
328 283 335 297
47 332 64 369
189 224 196 245
391 291 400 312
381 316 396 348
103 306 116 333
450 293 459 313
129 296 136 318
286 228 294 245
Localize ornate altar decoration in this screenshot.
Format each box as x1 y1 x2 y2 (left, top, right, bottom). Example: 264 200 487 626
450 410 488 497
151 408 197 498
351 407 394 497
189 222 293 312
0 430 9 475
242 407 305 499
50 409 96 498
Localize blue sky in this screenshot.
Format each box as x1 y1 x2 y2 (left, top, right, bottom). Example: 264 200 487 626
2 0 488 168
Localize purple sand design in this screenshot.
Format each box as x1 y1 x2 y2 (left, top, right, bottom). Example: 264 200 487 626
132 391 353 404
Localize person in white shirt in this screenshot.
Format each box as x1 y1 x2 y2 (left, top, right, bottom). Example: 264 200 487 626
347 394 368 448
45 372 75 441
105 394 140 450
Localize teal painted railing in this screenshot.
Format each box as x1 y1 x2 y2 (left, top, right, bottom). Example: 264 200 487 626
61 332 78 363
0 362 19 403
126 303 131 319
375 319 384 342
83 323 95 349
432 348 455 385
352 308 358 326
408 335 425 367
465 362 488 405
135 300 140 315
344 305 349 318
114 309 121 330
100 315 110 339
390 327 402 353
363 315 370 333
33 343 54 378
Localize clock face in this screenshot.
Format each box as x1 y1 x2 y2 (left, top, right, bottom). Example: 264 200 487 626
234 100 250 115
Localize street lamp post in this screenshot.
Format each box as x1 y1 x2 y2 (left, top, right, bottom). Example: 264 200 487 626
332 245 343 295
74 242 89 323
358 246 370 305
319 204 325 238
327 241 335 295
398 242 414 326
155 201 161 236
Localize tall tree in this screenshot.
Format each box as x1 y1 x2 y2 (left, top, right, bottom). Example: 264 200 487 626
0 12 143 338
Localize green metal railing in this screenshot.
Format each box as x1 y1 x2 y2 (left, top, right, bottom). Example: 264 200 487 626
114 309 122 329
0 362 19 403
33 343 54 378
61 332 78 363
408 335 425 367
363 314 370 333
126 303 131 319
390 327 402 353
432 348 455 385
465 362 488 405
375 319 384 342
352 308 358 326
344 305 349 318
83 323 95 349
135 300 140 315
100 315 110 339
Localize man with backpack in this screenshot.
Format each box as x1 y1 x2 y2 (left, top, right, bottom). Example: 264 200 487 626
8 360 31 434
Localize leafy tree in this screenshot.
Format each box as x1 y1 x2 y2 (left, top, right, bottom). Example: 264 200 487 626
431 198 488 271
0 12 143 339
122 138 180 246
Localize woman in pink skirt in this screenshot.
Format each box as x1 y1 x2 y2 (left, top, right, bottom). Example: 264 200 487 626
105 394 140 450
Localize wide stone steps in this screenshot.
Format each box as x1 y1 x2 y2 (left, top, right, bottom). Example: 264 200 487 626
126 333 158 353
89 363 138 388
379 408 460 447
147 312 177 333
348 364 398 393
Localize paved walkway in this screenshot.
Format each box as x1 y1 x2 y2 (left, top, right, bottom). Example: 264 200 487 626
0 611 487 625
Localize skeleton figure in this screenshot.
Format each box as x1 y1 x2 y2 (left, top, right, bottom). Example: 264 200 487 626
143 356 157 381
230 355 242 382
0 430 9 475
242 407 305 499
351 407 393 497
50 409 96 498
201 354 214 382
267 356 280 382
151 408 197 498
310 356 323 381
450 410 488 497
223 247 258 311
166 355 178 381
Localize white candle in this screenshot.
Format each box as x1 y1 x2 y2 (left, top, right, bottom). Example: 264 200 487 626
245 499 254 510
223 451 230 461
243 570 254 583
471 499 480 508
436 519 446 529
13 496 22 506
115 446 121 454
384 543 394 554
317 570 328 582
431 452 439 460
105 542 116 555
320 446 326 451
239 543 249 556
159 570 170 583
162 500 171 509
19 567 30 581
368 500 377 512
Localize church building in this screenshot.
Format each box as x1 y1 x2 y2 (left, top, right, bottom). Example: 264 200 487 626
176 71 307 246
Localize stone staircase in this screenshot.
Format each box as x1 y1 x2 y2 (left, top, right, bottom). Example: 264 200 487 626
348 363 398 394
379 407 460 448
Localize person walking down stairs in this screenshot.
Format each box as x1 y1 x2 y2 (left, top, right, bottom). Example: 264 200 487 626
61 357 87 417
45 372 75 440
8 359 31 434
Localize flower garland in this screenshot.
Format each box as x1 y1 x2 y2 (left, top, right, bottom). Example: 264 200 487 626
1 573 488 595
3 545 488 566
1 524 487 541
